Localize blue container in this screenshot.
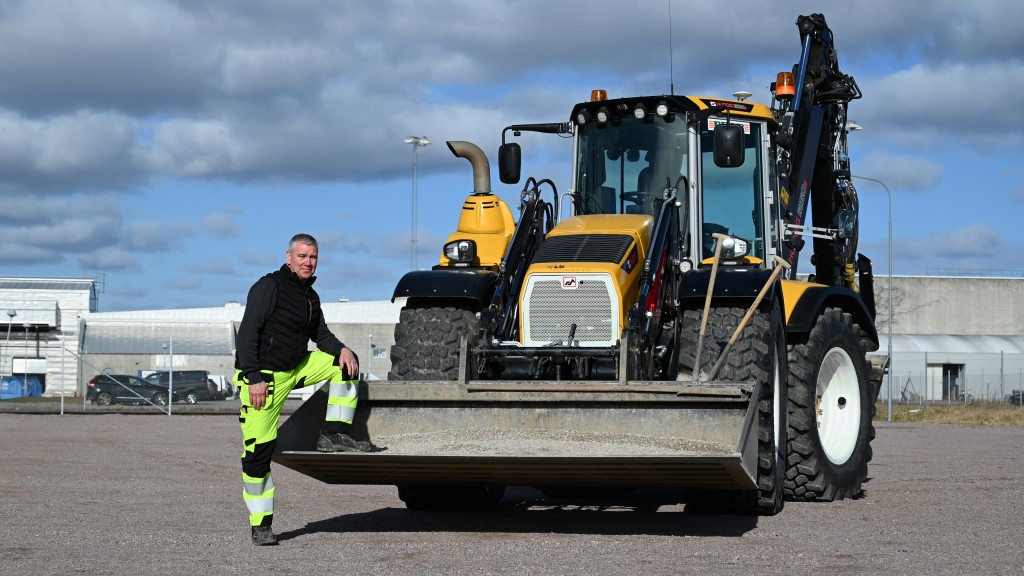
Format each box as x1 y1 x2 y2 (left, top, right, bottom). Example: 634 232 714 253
1 375 43 399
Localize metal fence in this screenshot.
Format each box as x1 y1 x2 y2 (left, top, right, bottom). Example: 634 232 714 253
881 369 1024 405
72 346 237 414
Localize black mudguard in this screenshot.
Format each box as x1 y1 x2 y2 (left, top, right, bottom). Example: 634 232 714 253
679 268 778 304
391 269 498 306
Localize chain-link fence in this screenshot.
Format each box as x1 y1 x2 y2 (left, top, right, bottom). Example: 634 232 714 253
71 346 238 414
879 355 1024 406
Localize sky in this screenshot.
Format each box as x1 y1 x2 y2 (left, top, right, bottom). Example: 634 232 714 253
0 0 1022 312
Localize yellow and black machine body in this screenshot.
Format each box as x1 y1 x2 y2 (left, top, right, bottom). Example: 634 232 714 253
274 13 887 515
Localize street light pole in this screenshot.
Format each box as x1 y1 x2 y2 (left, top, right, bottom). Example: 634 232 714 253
404 135 431 271
23 323 30 396
367 334 373 380
168 338 173 416
5 309 14 377
853 174 894 423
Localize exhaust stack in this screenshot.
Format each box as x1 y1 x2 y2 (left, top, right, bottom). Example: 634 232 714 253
447 140 491 195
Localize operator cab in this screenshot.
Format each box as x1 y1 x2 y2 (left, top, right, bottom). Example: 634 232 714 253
568 94 775 267
498 93 777 269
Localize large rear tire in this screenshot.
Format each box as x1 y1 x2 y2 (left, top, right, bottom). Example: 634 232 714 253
389 304 505 511
683 305 787 515
785 307 874 501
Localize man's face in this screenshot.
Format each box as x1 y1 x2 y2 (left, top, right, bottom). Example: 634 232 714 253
285 242 318 281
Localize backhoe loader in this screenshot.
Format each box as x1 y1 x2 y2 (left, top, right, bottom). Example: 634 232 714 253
274 13 886 515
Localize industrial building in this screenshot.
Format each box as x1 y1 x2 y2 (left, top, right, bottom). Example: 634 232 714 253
1 275 1021 403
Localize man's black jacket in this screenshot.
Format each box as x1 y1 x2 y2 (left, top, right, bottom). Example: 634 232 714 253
235 265 344 385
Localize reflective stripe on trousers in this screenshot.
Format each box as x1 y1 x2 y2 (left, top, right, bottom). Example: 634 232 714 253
242 471 274 526
325 380 358 424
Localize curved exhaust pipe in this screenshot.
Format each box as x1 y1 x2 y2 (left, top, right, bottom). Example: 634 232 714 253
447 140 491 195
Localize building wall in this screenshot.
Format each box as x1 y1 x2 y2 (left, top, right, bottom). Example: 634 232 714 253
869 277 1024 403
0 281 93 397
874 276 1024 335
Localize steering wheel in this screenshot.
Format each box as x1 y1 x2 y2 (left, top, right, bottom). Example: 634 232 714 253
621 191 648 206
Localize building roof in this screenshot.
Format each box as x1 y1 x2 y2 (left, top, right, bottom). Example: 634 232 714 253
0 278 95 291
82 298 406 324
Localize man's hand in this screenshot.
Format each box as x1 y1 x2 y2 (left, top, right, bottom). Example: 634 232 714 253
248 381 269 411
339 347 359 380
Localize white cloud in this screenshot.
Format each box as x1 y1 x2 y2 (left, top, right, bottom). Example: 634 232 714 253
856 62 1024 150
1011 184 1024 204
77 247 139 270
199 212 242 239
902 224 1008 259
129 220 192 252
186 257 237 276
855 151 943 192
0 111 141 193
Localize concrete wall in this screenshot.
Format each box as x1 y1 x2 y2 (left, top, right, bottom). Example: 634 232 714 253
874 276 1024 336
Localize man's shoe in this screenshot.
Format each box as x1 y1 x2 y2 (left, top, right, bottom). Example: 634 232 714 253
317 430 369 453
251 525 278 546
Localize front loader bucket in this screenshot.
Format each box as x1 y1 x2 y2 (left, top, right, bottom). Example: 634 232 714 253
273 380 760 491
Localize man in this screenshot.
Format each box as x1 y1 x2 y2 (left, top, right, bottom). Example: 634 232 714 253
234 233 373 546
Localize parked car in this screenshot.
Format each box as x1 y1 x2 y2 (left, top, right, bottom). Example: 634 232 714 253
1006 391 1023 406
142 370 226 403
87 374 179 406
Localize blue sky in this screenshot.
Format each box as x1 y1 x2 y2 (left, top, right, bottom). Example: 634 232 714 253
1 0 1022 311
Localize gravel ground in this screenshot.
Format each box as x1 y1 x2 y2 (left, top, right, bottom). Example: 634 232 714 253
1 414 1021 576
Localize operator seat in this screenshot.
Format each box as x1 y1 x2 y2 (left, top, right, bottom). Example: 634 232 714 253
625 167 654 214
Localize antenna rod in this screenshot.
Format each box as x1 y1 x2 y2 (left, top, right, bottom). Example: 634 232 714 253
668 0 675 94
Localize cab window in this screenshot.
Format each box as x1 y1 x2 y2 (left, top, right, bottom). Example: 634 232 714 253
576 116 689 216
700 120 764 259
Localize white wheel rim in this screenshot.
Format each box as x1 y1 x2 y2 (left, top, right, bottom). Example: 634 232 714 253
816 346 861 465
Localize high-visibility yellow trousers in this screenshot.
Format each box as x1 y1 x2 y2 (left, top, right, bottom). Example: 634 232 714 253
237 350 358 526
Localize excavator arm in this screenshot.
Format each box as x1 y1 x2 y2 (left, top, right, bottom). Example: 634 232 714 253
774 13 862 288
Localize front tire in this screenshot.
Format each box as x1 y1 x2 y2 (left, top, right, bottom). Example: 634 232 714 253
151 392 169 406
397 484 505 512
785 307 874 501
684 304 787 515
389 306 479 380
389 304 505 512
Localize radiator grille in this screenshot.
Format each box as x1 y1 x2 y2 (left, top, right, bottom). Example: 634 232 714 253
523 273 617 347
533 234 633 264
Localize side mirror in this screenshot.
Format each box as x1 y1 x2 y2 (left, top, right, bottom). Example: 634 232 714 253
713 123 745 167
498 143 521 184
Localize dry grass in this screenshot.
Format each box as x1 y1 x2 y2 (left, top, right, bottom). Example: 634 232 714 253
876 402 1024 426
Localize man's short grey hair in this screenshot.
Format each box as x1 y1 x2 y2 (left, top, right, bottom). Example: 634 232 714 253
288 233 318 253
